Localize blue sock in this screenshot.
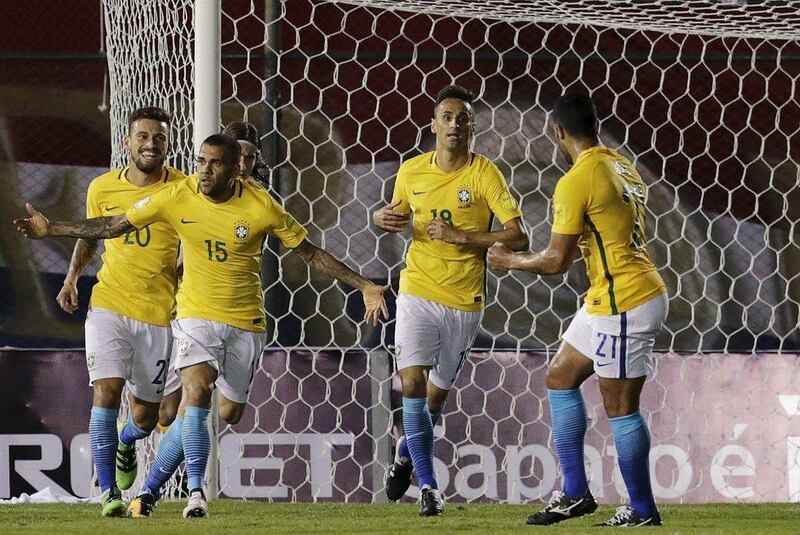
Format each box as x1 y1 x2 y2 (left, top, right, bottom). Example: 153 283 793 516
119 415 150 447
548 389 589 497
89 406 119 491
402 397 436 489
398 409 441 460
182 406 211 492
141 417 185 498
609 411 656 518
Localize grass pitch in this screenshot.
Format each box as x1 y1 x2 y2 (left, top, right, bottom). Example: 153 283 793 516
1 502 798 534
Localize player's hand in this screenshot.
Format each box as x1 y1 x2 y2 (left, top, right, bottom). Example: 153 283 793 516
56 281 79 314
427 218 462 244
14 203 52 239
488 242 515 272
361 283 390 326
373 200 410 233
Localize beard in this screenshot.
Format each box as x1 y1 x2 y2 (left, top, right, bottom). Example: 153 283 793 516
132 152 165 174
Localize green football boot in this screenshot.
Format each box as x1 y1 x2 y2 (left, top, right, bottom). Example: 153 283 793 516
115 420 138 490
100 486 127 517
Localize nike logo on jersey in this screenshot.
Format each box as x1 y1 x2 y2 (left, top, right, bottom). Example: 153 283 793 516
103 205 120 211
413 190 426 195
181 218 198 224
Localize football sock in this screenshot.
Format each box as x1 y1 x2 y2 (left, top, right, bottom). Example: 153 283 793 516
398 408 441 461
182 406 211 492
609 411 657 518
141 416 184 498
89 406 119 491
548 388 589 498
402 397 436 489
119 414 150 447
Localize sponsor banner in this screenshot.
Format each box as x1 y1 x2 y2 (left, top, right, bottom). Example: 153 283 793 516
392 351 800 503
220 350 376 502
2 349 800 503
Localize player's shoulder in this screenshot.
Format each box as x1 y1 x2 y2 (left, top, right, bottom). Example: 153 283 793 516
399 151 434 173
241 177 280 206
164 165 189 183
88 167 126 190
468 152 502 176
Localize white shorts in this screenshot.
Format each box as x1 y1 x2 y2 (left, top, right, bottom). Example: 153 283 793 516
563 293 669 379
84 308 172 403
393 293 483 390
171 318 267 404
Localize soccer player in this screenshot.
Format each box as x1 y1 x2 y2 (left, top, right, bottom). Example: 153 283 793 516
132 122 270 517
373 85 528 516
156 121 268 428
15 133 389 519
49 107 184 516
488 91 668 527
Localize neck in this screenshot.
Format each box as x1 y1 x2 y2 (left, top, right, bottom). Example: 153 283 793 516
204 180 236 204
125 164 163 187
434 147 470 173
567 137 599 163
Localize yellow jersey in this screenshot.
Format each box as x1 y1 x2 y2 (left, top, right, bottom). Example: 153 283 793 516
126 175 308 332
391 151 522 311
86 166 185 327
552 146 666 315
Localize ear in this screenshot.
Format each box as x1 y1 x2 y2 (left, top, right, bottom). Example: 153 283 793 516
123 135 130 151
430 116 436 134
553 124 566 142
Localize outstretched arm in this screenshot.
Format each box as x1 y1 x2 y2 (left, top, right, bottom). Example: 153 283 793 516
57 238 99 313
14 203 134 240
488 231 580 275
427 216 529 251
292 239 390 326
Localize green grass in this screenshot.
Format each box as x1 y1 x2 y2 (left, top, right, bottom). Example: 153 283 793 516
1 502 799 534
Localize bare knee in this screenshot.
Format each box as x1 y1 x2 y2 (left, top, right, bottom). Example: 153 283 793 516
129 401 160 432
158 391 181 427
599 377 645 418
545 343 594 390
399 367 428 398
219 403 245 425
180 364 217 408
182 381 213 408
426 384 449 413
92 378 125 408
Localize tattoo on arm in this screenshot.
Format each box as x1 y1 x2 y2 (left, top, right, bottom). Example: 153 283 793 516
51 215 134 239
294 240 370 291
64 238 99 284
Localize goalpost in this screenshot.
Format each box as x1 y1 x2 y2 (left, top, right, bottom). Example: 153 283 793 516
101 0 800 503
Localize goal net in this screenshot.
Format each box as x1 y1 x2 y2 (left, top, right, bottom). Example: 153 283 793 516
101 0 800 503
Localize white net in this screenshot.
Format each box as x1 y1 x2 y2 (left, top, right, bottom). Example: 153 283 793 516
101 0 800 504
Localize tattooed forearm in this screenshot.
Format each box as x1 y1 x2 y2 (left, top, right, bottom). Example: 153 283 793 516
293 240 370 291
64 238 99 284
50 215 134 239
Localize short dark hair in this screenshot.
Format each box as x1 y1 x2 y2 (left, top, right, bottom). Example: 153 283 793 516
434 84 475 109
202 133 241 164
127 107 171 131
552 92 599 140
222 121 261 147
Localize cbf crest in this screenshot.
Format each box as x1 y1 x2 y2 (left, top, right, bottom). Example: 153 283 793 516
234 220 250 243
457 185 472 208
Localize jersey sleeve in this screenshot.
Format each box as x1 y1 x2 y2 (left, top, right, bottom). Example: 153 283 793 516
551 171 590 235
389 162 410 212
85 179 102 219
262 191 308 249
125 187 171 229
482 163 522 224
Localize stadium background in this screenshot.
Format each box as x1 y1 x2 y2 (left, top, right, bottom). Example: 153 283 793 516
1 0 799 505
